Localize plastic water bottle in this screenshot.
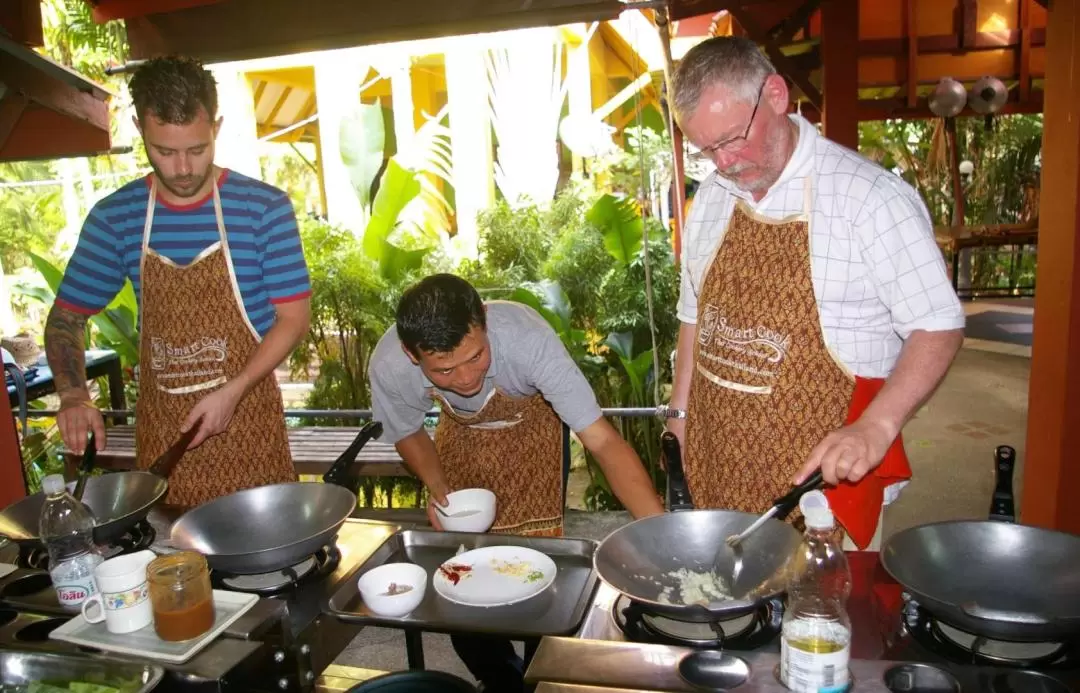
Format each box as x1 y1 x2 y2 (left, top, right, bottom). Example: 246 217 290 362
780 491 853 693
38 474 103 609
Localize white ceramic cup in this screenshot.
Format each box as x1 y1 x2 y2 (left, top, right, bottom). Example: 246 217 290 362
80 550 156 634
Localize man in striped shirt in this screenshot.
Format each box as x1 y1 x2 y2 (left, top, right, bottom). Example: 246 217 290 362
45 56 311 505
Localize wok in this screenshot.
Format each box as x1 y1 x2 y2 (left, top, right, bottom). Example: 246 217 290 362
882 520 1080 642
169 421 383 575
0 472 167 546
594 432 805 623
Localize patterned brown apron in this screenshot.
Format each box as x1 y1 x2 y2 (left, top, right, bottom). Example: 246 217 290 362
684 178 911 548
134 178 296 507
432 389 564 537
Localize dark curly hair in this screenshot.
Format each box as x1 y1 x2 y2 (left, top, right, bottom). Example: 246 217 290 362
128 56 218 125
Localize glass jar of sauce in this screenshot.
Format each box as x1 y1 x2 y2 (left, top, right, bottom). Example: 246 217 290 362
147 551 215 641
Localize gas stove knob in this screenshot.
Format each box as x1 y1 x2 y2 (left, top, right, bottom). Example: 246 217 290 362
278 678 290 690
300 644 310 656
274 650 286 663
305 672 315 683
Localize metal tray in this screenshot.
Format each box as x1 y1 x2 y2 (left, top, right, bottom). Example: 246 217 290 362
325 529 599 637
0 649 164 692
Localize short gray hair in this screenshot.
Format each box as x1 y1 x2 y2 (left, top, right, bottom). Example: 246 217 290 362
672 36 776 124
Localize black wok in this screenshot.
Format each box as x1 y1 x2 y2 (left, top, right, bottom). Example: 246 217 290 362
593 433 809 623
169 421 383 575
0 472 167 547
883 521 1080 641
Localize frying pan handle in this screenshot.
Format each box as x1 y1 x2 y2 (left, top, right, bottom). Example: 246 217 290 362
323 421 384 490
960 602 1053 626
773 470 825 520
989 445 1016 522
661 432 694 512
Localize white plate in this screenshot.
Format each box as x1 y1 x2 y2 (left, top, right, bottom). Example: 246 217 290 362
433 545 557 607
49 589 258 664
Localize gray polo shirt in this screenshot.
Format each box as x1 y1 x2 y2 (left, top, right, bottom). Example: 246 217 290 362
370 301 604 445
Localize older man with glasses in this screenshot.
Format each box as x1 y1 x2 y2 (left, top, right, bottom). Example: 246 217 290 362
665 36 965 550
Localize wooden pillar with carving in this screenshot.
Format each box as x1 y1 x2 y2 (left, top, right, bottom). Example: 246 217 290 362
820 0 860 151
1022 1 1080 534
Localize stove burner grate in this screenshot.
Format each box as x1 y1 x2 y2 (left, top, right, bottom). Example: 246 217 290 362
212 544 341 596
903 601 1080 671
18 519 157 571
612 594 783 651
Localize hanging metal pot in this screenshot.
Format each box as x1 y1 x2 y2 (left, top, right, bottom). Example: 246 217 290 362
969 76 1009 115
929 78 967 118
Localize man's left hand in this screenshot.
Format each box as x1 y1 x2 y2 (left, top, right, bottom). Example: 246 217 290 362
183 382 245 448
794 417 895 486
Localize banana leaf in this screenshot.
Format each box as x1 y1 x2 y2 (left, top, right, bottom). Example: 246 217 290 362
339 103 386 214
586 194 643 267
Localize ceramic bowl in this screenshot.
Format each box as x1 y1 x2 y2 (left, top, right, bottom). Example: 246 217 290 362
358 563 427 617
438 488 497 532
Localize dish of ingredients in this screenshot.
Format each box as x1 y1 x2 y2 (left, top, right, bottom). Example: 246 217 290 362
382 582 414 596
433 546 557 607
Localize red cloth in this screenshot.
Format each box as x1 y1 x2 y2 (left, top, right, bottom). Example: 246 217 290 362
823 376 912 550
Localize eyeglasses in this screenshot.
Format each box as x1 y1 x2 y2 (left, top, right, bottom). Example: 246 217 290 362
690 80 767 162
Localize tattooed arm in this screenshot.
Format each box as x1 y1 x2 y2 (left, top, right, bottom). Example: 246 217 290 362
44 304 105 455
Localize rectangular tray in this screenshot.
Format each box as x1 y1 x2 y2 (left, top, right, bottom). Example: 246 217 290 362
49 589 259 664
325 529 599 638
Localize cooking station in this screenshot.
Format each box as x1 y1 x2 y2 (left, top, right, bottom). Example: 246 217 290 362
0 510 404 692
525 552 1080 692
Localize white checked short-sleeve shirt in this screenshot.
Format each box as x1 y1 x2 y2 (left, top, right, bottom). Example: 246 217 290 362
678 114 965 379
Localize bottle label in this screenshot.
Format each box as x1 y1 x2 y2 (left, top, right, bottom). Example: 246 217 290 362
781 638 850 693
54 575 99 608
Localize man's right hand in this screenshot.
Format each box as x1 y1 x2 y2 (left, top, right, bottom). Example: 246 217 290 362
426 487 449 531
57 393 105 456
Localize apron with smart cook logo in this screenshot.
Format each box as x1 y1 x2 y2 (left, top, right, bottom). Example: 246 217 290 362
432 389 564 537
683 177 911 549
135 176 295 508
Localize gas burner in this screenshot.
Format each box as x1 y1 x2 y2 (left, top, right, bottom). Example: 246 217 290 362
16 520 157 571
212 545 341 596
612 594 783 651
902 600 1080 670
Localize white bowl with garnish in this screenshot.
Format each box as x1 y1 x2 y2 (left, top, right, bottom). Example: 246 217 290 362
438 488 497 533
358 563 427 617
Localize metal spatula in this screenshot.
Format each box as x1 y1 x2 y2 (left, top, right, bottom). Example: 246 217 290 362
718 470 825 590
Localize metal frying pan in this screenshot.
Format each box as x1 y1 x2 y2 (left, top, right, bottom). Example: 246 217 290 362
594 433 804 623
169 421 383 575
882 520 1080 641
0 472 168 546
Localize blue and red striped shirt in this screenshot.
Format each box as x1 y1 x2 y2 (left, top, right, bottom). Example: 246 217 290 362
55 170 311 337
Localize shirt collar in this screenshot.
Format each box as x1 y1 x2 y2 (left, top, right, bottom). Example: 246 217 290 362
710 113 818 203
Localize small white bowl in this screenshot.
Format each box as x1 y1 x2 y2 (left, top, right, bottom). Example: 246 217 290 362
438 488 497 532
358 563 427 617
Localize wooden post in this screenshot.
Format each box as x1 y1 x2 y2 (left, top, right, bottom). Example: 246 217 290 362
0 394 28 506
820 0 860 150
1022 1 1080 534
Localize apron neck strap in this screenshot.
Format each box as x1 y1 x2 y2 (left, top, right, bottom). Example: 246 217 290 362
143 174 227 257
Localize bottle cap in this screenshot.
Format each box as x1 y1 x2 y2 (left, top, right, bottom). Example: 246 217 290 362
804 507 835 530
42 474 66 495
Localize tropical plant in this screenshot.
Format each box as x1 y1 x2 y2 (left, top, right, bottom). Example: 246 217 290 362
486 28 569 206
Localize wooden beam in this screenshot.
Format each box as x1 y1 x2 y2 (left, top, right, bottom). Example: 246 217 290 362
961 0 978 50
768 0 821 45
264 86 292 129
820 0 859 150
724 3 823 109
0 0 42 47
0 94 30 150
1019 0 1032 102
904 0 918 108
252 79 267 107
0 103 112 161
0 51 110 132
1022 0 1080 534
856 92 1044 121
860 29 1047 56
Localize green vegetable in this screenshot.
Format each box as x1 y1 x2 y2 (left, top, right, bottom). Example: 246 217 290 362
27 682 123 693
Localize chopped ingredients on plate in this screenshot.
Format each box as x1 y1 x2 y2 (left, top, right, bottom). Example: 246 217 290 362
382 582 414 596
438 563 474 585
491 559 547 583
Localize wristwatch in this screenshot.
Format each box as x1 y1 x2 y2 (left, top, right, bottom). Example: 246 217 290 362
656 405 687 420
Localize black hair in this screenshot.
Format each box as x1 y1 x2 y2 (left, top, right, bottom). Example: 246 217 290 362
129 55 218 125
396 274 487 357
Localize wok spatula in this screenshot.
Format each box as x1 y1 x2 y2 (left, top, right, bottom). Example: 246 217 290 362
148 423 200 478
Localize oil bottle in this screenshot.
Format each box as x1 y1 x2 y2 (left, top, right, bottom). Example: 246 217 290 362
779 491 852 693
